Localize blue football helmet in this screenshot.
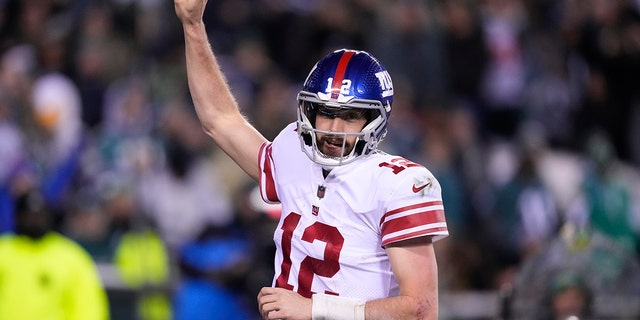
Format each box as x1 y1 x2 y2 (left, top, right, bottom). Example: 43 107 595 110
297 49 394 167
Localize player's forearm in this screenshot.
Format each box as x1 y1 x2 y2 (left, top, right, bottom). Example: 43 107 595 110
181 22 240 137
310 293 436 320
180 21 265 181
364 295 438 320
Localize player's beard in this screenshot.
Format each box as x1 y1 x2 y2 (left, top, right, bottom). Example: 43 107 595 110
318 134 354 158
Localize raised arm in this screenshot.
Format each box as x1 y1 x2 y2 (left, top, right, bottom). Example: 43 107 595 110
174 0 267 181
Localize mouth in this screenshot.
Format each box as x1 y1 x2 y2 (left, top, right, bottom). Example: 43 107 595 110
320 137 346 156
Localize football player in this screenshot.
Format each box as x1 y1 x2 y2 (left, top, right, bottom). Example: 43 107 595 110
174 0 449 319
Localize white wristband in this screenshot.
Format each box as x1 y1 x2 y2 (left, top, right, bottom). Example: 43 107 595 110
311 293 366 320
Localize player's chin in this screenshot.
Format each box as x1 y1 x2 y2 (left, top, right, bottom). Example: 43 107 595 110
320 144 347 158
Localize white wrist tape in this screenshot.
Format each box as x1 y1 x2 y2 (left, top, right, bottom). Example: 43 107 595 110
311 293 366 320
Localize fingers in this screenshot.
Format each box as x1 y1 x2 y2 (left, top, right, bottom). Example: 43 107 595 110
261 303 279 319
174 0 208 25
259 287 296 319
258 287 312 320
258 287 278 319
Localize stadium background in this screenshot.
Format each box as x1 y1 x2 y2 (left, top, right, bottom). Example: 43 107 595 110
0 0 639 318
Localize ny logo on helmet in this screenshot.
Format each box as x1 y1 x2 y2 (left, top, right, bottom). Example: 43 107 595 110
375 70 393 99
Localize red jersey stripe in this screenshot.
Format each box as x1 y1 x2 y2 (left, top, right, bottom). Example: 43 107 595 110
381 209 446 236
380 201 443 226
330 51 355 99
381 227 449 247
259 142 279 202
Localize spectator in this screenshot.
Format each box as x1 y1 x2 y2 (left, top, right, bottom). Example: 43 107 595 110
0 188 109 320
482 125 560 289
28 72 86 218
137 103 234 253
547 271 593 320
511 220 640 318
173 224 254 320
567 131 639 253
0 85 28 233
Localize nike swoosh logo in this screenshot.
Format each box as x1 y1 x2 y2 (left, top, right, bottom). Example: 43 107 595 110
412 181 431 193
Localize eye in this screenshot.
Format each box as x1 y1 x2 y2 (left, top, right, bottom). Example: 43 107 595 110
315 105 368 121
341 110 365 121
316 106 340 118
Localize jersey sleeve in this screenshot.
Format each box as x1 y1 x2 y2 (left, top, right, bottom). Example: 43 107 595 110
258 141 279 204
379 169 449 247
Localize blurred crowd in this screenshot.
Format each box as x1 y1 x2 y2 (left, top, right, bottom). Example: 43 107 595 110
1 0 640 319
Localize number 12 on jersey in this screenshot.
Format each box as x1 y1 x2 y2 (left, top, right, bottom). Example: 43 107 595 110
275 212 344 298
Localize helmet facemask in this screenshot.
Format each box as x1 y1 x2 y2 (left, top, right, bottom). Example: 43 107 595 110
297 91 388 168
295 49 393 167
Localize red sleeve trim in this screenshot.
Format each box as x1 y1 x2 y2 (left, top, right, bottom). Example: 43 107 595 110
379 201 443 227
379 200 448 246
259 142 279 203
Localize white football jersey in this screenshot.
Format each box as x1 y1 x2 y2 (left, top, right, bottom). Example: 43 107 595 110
258 123 448 300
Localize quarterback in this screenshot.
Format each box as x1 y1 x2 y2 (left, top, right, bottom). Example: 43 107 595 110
174 0 449 319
